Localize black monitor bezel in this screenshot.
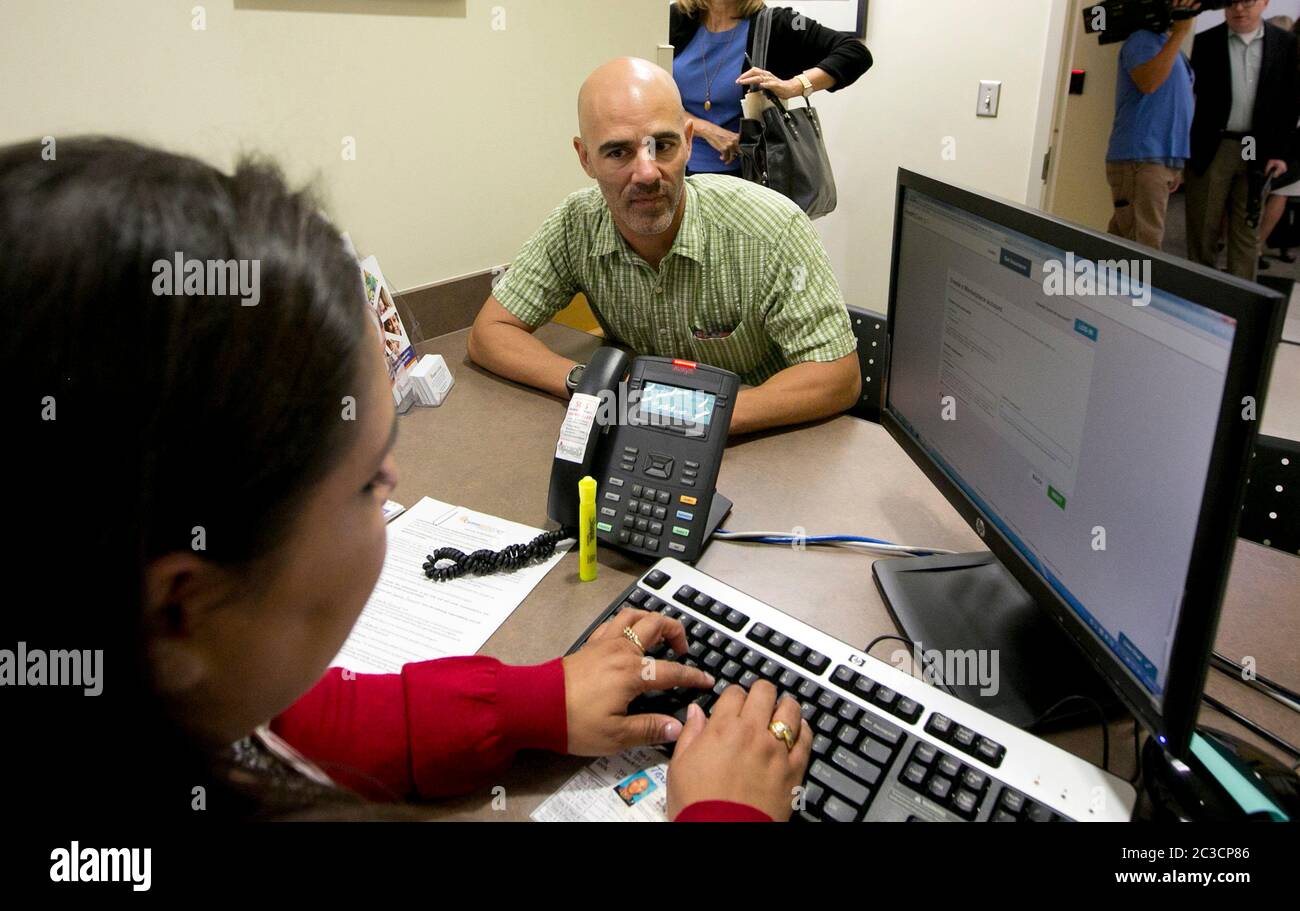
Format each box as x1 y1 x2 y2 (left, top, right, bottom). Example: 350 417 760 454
881 168 1284 759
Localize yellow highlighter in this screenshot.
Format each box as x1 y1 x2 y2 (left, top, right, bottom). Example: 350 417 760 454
578 476 598 582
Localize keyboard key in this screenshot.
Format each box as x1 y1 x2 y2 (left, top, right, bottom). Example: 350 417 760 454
913 741 938 765
759 659 781 679
821 794 859 822
815 713 838 735
688 642 707 660
689 621 708 639
723 609 748 631
860 738 893 767
779 669 801 689
812 735 833 757
832 747 882 786
926 714 954 738
837 702 861 724
895 697 922 723
976 737 1006 767
999 789 1025 814
927 776 953 801
797 679 820 700
853 676 876 698
816 690 839 712
804 651 830 673
786 642 808 662
720 660 742 681
952 789 979 817
739 670 759 689
860 713 904 746
800 702 817 721
1025 802 1055 823
953 726 976 749
741 649 762 669
961 768 988 792
674 586 697 604
903 762 928 787
706 631 727 650
992 809 1017 822
832 666 856 687
872 686 897 708
627 588 649 606
767 632 788 650
834 724 860 748
724 641 745 659
692 593 714 611
936 754 961 779
643 570 669 590
803 781 825 807
749 623 771 643
809 761 872 807
703 650 724 670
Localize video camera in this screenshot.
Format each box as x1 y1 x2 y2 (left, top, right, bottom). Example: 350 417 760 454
1082 1 1228 45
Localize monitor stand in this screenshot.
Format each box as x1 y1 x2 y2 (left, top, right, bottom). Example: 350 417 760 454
693 492 732 563
872 551 1122 731
1139 728 1295 821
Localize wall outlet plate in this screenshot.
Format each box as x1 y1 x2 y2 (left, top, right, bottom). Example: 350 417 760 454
977 80 1002 118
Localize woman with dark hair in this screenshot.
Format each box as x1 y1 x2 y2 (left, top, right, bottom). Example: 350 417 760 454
0 137 810 822
670 0 872 175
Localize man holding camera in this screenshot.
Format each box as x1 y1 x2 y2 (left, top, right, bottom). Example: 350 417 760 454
1105 0 1198 251
1186 0 1299 280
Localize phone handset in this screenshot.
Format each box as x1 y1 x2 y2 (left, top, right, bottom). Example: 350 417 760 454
423 347 629 582
547 347 630 530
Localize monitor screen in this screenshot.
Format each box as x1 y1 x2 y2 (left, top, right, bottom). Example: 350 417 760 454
886 186 1239 710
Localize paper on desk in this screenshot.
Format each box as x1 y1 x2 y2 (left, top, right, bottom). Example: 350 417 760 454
331 496 571 675
531 747 671 822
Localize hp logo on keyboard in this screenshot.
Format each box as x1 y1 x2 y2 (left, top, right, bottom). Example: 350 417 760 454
848 654 865 667
974 518 986 538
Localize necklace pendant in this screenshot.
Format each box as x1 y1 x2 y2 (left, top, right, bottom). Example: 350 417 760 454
704 100 712 112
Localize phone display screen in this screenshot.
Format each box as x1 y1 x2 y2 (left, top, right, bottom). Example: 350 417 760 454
640 382 716 427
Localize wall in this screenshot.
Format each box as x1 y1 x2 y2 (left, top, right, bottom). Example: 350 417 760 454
0 0 666 292
807 0 1070 314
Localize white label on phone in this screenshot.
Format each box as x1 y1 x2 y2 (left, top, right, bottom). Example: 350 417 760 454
556 392 601 464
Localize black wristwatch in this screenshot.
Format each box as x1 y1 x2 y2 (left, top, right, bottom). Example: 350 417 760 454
565 363 586 394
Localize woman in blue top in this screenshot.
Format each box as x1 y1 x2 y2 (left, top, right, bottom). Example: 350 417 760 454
670 0 872 176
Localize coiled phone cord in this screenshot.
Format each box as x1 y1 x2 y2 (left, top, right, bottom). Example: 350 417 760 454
422 529 572 582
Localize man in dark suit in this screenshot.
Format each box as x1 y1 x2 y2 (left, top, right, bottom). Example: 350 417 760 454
1186 0 1299 280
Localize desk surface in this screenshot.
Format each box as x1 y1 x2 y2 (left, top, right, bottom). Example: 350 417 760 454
394 325 1300 820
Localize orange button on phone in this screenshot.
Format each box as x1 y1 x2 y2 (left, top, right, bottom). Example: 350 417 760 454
679 495 698 506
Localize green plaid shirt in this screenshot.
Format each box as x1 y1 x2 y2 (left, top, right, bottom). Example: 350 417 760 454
493 174 856 386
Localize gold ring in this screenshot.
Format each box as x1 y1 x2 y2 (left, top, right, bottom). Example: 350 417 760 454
622 626 644 654
768 720 796 751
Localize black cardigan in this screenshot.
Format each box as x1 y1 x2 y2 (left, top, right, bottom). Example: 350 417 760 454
669 4 872 93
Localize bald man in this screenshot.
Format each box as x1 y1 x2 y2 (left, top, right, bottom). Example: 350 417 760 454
466 58 859 435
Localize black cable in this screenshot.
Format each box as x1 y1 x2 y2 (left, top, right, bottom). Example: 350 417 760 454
1201 692 1300 762
1209 652 1300 715
862 634 957 696
1030 694 1110 771
1128 722 1143 786
422 529 571 582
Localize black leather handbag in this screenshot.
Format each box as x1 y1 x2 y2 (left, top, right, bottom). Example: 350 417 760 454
738 7 838 219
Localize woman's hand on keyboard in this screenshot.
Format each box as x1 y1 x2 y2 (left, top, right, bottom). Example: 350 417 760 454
562 608 717 756
666 681 813 821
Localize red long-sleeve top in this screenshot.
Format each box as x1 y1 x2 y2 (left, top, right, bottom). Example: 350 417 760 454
271 656 770 822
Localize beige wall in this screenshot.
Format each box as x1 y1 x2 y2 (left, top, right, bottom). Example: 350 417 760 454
0 0 666 291
807 0 1070 314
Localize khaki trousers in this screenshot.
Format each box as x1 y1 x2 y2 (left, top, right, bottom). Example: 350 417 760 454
1185 138 1258 281
1105 160 1182 251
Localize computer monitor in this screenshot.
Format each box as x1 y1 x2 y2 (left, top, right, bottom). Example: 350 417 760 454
877 168 1285 760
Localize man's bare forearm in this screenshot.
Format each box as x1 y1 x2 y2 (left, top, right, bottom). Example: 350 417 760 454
467 319 575 398
728 356 861 435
